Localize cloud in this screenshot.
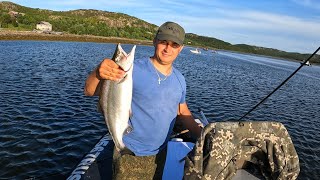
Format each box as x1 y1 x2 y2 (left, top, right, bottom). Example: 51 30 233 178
123 3 319 53
291 0 320 10
168 9 320 53
221 10 320 38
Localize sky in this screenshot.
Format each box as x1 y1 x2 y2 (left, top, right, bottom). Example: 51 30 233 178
4 0 320 54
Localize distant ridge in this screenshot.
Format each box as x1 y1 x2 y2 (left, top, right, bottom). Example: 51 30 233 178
0 1 318 63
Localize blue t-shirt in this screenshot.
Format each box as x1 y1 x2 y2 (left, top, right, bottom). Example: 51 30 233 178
123 57 186 156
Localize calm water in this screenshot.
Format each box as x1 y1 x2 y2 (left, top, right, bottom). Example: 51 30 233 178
0 41 319 179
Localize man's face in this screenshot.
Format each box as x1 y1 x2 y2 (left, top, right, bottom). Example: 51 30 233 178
154 39 184 65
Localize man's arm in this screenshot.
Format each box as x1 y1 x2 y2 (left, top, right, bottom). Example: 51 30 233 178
84 67 101 96
177 103 202 139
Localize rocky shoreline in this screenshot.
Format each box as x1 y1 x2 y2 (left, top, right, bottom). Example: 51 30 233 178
0 30 153 46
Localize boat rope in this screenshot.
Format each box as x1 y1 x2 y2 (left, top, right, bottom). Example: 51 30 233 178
238 46 320 121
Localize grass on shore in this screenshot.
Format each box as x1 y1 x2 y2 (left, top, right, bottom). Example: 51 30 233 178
0 30 153 46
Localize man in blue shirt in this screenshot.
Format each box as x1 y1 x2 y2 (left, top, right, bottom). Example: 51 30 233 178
84 21 201 179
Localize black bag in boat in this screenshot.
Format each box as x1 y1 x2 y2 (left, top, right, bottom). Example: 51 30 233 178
184 121 300 180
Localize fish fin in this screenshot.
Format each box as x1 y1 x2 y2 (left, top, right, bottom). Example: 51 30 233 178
129 45 136 56
124 126 133 135
129 109 133 118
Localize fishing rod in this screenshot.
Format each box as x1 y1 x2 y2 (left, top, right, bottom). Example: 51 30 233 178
238 46 320 121
198 107 209 126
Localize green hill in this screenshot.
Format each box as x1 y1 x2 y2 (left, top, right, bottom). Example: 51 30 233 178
0 1 157 40
0 1 318 63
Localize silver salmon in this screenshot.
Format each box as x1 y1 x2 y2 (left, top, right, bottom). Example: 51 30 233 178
99 44 136 152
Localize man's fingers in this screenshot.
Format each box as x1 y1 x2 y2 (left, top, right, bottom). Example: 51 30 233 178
100 69 123 79
98 59 125 81
110 66 125 76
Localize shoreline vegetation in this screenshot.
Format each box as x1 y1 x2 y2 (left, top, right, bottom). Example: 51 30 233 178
0 30 153 45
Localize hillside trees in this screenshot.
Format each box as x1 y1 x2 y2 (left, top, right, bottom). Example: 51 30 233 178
0 12 12 28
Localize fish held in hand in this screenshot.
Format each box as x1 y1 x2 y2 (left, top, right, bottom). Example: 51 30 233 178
99 44 136 152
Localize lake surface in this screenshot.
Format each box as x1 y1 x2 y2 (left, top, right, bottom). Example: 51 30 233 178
0 41 319 179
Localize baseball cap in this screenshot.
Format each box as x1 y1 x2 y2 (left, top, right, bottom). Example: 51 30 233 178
155 21 185 45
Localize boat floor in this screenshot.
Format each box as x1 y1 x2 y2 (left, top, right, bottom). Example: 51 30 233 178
68 136 264 180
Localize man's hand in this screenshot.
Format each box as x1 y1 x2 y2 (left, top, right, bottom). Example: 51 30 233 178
84 58 125 96
96 59 125 81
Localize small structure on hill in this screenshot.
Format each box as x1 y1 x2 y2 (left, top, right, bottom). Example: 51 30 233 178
8 11 25 17
36 21 52 31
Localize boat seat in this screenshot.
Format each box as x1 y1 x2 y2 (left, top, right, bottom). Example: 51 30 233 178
184 121 300 180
